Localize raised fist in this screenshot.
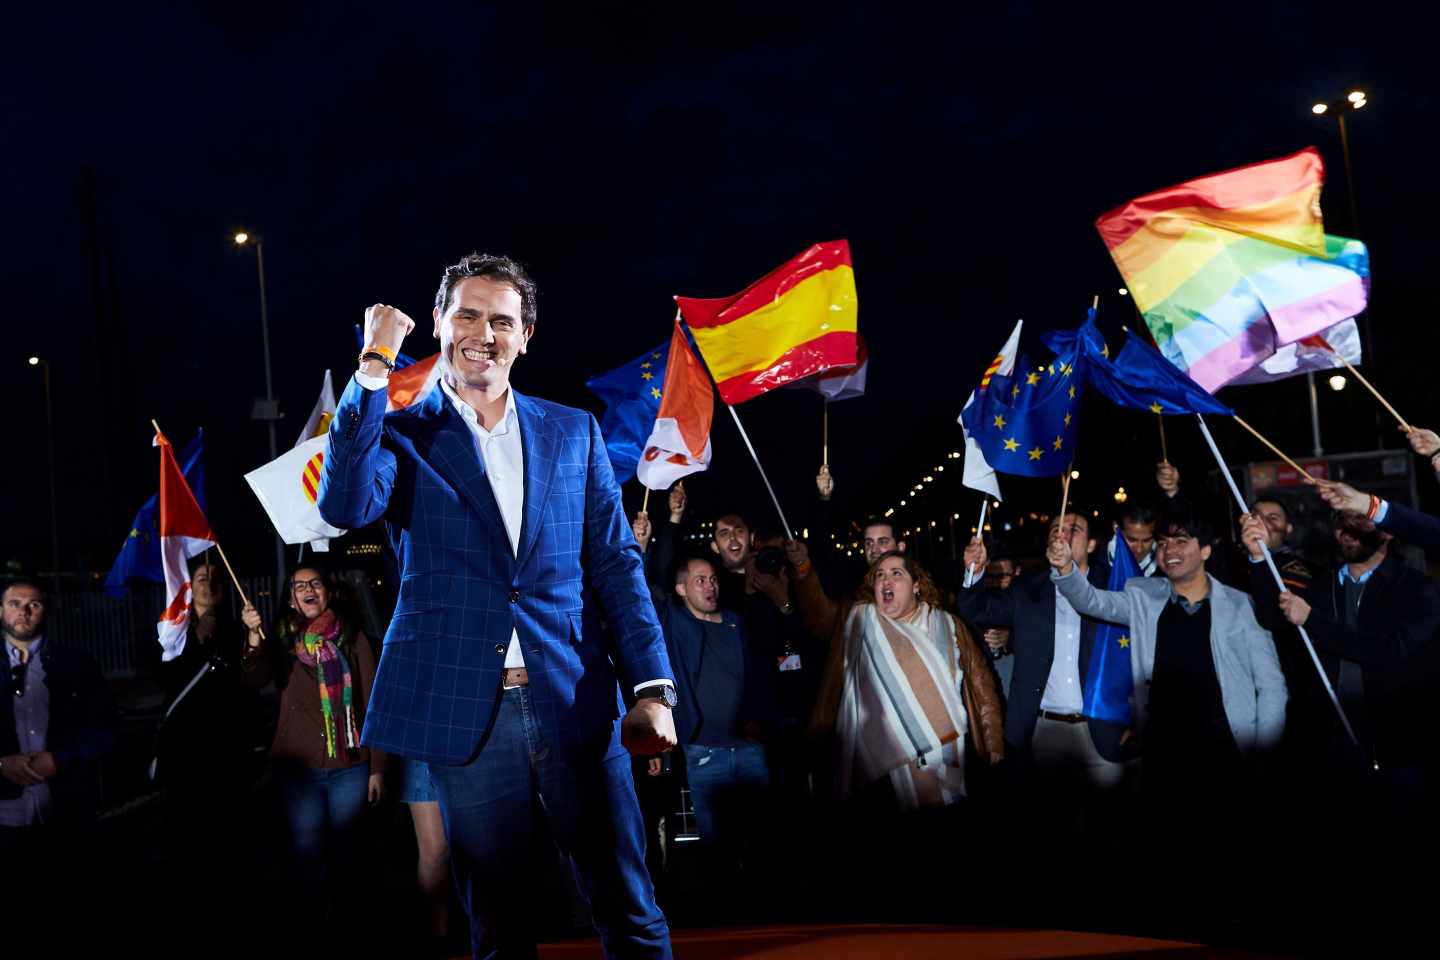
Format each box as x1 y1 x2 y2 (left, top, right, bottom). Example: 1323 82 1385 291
1046 529 1074 574
669 482 687 523
363 303 416 357
1157 462 1181 497
962 537 988 574
632 512 652 551
816 465 835 501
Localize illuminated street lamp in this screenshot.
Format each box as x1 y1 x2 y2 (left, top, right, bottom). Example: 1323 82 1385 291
234 229 286 589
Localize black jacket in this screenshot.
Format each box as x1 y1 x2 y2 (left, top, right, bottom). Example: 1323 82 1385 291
0 642 116 821
1250 553 1440 768
955 561 1129 762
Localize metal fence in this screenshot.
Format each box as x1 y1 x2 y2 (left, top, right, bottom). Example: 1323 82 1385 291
50 577 284 678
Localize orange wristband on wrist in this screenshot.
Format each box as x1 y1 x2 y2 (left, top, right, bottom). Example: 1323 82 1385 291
365 343 397 363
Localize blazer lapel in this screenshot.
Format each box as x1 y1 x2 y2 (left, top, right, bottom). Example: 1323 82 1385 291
413 386 508 537
515 391 558 569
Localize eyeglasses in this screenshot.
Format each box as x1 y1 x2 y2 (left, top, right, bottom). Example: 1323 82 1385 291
11 659 27 699
291 579 326 593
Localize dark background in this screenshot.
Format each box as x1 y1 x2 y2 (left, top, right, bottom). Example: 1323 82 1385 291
6 1 1438 579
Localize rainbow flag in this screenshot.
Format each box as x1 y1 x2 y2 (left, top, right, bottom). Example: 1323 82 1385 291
1095 148 1370 391
676 240 858 405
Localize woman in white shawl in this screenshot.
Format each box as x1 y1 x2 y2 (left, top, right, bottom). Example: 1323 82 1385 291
791 545 1003 811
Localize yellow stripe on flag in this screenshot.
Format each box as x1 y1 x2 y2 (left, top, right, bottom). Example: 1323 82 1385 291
688 264 857 381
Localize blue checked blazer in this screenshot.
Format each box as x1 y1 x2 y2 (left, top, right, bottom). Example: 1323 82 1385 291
318 376 672 766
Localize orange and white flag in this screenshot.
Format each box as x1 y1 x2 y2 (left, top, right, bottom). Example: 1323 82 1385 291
636 318 714 491
155 429 216 661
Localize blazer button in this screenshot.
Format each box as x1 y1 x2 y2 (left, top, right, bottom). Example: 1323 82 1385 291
494 644 505 655
509 590 521 603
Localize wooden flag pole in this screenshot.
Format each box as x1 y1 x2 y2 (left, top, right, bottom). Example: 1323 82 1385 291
1194 414 1357 746
641 487 651 514
726 405 795 540
1058 467 1073 528
1231 416 1316 482
153 419 260 628
1334 355 1412 431
1158 413 1169 464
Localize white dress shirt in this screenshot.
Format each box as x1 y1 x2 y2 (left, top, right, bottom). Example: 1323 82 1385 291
353 371 672 696
1041 588 1085 714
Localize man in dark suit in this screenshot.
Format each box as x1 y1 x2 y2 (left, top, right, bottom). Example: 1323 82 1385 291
320 253 677 958
1 578 116 860
958 513 1129 804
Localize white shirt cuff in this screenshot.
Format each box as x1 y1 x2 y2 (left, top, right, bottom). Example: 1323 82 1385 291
633 679 674 695
355 370 390 391
1375 500 1390 524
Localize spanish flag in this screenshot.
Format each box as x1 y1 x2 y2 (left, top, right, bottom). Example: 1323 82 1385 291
677 240 858 405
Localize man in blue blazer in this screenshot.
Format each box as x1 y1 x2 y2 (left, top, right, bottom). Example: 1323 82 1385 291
320 253 677 958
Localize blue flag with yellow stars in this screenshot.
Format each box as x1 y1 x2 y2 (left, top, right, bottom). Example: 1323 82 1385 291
1083 522 1141 725
960 335 1084 477
586 340 671 484
103 430 206 598
1043 311 1233 417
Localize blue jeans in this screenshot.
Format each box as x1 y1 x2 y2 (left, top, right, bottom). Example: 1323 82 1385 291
275 762 369 891
429 685 670 960
681 743 770 856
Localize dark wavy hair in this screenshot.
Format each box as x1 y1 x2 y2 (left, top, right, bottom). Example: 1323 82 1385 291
433 252 538 329
271 565 361 688
856 550 944 608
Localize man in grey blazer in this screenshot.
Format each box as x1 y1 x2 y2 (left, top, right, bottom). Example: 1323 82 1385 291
1046 510 1286 800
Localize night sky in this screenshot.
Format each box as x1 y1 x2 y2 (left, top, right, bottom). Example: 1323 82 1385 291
7 2 1439 578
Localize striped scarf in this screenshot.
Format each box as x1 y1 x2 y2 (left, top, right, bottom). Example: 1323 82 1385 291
293 609 359 760
835 602 969 810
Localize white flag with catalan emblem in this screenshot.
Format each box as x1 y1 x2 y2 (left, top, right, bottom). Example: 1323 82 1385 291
244 434 345 550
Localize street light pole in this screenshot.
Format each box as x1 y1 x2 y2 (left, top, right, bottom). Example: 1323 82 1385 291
29 357 61 597
236 231 286 594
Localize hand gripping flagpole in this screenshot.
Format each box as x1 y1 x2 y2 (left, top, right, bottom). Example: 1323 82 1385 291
726 405 794 541
1194 414 1358 746
962 500 989 588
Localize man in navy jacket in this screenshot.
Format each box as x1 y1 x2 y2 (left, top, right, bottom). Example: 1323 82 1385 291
319 253 676 958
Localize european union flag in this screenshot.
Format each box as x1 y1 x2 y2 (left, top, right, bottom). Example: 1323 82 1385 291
586 340 670 484
959 336 1083 478
103 430 206 598
1044 312 1233 416
1083 523 1140 725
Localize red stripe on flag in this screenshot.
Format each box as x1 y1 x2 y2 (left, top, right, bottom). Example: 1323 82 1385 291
156 431 215 541
713 330 858 405
676 240 852 329
1095 147 1324 251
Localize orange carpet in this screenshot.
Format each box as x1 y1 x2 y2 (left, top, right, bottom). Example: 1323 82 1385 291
529 924 1281 959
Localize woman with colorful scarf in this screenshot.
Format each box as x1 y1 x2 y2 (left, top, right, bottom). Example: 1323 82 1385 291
788 544 1004 812
241 566 386 898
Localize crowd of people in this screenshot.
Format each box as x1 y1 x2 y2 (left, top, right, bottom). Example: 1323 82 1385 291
6 437 1440 952
7 253 1440 957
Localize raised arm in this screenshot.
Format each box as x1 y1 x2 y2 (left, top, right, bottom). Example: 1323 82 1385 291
1047 530 1129 626
318 305 410 529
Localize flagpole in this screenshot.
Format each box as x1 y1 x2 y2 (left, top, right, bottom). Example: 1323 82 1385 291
1333 355 1411 431
1194 414 1357 745
1231 416 1316 481
641 487 651 514
962 499 989 588
1058 466 1073 528
153 418 264 641
725 405 794 540
1157 413 1169 464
